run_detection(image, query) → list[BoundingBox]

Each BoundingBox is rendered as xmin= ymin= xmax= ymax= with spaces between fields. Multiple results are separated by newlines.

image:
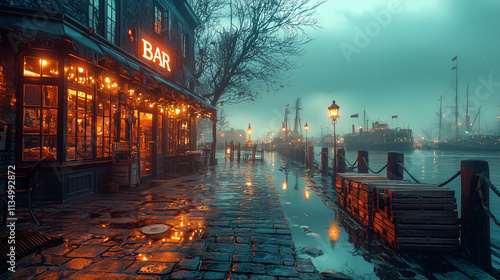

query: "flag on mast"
xmin=452 ymin=55 xmax=457 ymax=61
xmin=392 ymin=115 xmax=398 ymax=119
xmin=350 ymin=113 xmax=358 ymax=118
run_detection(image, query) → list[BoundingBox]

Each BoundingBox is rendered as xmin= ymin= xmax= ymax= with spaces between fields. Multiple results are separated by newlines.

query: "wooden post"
xmin=387 ymin=152 xmax=404 ymax=180
xmin=230 ymin=141 xmax=234 ymax=161
xmin=252 ymin=144 xmax=257 ymax=161
xmin=337 ymin=148 xmax=346 ymax=173
xmin=261 ymin=142 xmax=264 ymax=159
xmin=307 ymin=146 xmax=314 ymax=170
xmin=321 ymin=148 xmax=328 ymax=176
xmin=461 ymin=160 xmax=491 ymax=273
xmin=358 ymin=151 xmax=368 ymax=173
xmin=301 ymin=146 xmax=306 ymax=164
xmin=237 ymin=142 xmax=241 ymax=163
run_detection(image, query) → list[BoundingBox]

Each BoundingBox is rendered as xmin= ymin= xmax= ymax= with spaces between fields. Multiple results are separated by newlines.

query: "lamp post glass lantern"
xmin=247 ymin=123 xmax=252 ymax=147
xmin=328 ymin=100 xmax=340 ymax=173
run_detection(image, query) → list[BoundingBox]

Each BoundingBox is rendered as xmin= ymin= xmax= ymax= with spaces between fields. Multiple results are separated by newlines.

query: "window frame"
xmin=105 ymin=0 xmax=117 ymax=44
xmin=89 ymin=0 xmax=100 ymax=31
xmin=20 ymin=55 xmax=60 ymax=162
xmin=154 ymin=5 xmax=162 ymax=34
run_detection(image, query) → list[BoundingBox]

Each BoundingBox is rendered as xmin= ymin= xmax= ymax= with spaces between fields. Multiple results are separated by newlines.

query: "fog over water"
xmin=225 ymin=0 xmax=500 ymax=141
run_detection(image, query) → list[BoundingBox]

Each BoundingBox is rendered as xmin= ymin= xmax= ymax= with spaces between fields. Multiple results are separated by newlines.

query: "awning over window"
xmin=0 ymin=8 xmax=215 ymax=113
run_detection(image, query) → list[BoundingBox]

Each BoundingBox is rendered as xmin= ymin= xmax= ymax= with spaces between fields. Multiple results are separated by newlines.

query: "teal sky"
xmin=224 ymin=0 xmax=500 ymax=141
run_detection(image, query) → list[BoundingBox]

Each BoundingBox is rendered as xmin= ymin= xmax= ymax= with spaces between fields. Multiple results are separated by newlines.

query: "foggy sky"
xmin=224 ymin=0 xmax=500 ymax=141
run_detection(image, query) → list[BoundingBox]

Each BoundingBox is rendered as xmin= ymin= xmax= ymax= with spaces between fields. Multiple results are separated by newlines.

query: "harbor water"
xmin=264 ymin=147 xmax=500 ymax=277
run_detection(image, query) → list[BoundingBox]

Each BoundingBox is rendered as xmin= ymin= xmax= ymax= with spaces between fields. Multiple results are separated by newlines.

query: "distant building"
xmin=218 ymin=128 xmax=247 ymax=144
xmin=0 ymin=0 xmax=214 ymax=201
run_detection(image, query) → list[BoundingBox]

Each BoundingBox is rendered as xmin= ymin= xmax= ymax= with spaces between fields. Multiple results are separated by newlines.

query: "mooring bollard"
xmin=321 ymin=148 xmax=328 ymax=176
xmin=387 ymin=152 xmax=404 ymax=180
xmin=461 ymin=160 xmax=491 ymax=273
xmin=307 ymin=146 xmax=314 ymax=170
xmin=358 ymin=150 xmax=368 ymax=173
xmin=337 ymin=148 xmax=346 ymax=173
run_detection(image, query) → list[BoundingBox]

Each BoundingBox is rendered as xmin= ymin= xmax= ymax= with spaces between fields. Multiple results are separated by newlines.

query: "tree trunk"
xmin=210 ymin=112 xmax=217 ymax=165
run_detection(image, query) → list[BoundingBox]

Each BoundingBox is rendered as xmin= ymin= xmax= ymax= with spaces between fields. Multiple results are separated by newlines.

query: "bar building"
xmin=0 ymin=0 xmax=214 ymax=201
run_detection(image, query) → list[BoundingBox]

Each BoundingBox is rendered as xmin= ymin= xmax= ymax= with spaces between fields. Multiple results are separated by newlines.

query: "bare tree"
xmin=189 ymin=0 xmax=324 ymax=163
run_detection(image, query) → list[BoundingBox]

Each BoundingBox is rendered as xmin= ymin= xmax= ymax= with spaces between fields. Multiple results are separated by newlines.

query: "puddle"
xmin=268 ymin=157 xmax=381 ymax=278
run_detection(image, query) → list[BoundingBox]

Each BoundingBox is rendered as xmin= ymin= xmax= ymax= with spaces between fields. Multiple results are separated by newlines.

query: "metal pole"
xmin=333 ymin=120 xmax=337 ymax=175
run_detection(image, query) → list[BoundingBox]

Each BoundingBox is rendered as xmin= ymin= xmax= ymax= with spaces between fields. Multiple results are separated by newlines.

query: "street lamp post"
xmin=328 ymin=100 xmax=340 ymax=175
xmin=247 ymin=123 xmax=252 ymax=147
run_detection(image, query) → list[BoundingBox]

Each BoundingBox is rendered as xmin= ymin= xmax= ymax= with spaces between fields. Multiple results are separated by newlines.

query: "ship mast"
xmin=439 ymin=95 xmax=443 ymax=142
xmin=293 ymin=97 xmax=303 ymax=136
xmin=465 ymin=82 xmax=470 ymax=132
xmin=452 ymin=55 xmax=459 ymax=138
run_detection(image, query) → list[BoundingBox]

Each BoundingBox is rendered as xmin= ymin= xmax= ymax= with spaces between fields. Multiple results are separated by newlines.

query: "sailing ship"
xmin=434 ymin=56 xmax=500 ymax=151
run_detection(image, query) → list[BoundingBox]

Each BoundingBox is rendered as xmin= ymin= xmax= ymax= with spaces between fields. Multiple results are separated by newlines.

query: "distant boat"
xmin=433 ymin=56 xmax=500 ymax=151
xmin=435 ymin=134 xmax=500 ymax=151
xmin=343 ymin=122 xmax=414 ymax=151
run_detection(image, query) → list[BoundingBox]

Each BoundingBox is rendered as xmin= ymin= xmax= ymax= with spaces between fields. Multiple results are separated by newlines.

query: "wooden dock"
xmin=336 ymin=173 xmax=460 ymax=252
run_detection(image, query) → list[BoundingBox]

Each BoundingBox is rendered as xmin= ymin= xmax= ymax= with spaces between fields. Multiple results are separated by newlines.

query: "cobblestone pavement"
xmin=1 ymin=160 xmax=323 ymax=279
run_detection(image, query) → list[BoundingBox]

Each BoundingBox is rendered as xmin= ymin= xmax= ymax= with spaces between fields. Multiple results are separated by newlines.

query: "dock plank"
xmin=442 ymin=254 xmax=497 ymax=280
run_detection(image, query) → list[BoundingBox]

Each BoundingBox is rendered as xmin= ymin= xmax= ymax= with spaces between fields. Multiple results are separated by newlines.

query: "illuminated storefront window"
xmin=66 ymin=64 xmax=119 ymax=161
xmin=22 ymin=56 xmax=59 ymax=161
xmin=22 ymin=84 xmax=58 ymax=161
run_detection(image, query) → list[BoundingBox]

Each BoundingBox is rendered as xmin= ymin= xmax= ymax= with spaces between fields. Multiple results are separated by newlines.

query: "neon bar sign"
xmin=141 ymin=39 xmax=171 ymax=71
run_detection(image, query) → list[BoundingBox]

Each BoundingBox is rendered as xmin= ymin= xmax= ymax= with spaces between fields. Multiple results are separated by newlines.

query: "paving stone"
xmin=124 ymin=261 xmax=147 ymax=273
xmin=207 ymin=243 xmax=236 ymax=253
xmin=178 ymin=259 xmax=200 ymax=270
xmin=248 ymin=275 xmax=276 ymax=280
xmin=252 ymin=252 xmax=282 ymax=265
xmin=236 ymin=237 xmax=251 ymax=244
xmin=229 ymin=274 xmax=249 ymax=280
xmin=64 ymin=258 xmax=94 ymax=270
xmin=41 ymin=254 xmax=69 ymax=266
xmin=232 ymin=263 xmax=267 ymax=274
xmin=203 ymin=252 xmax=231 ymax=262
xmin=170 ymin=270 xmax=202 ymax=279
xmin=137 ymin=263 xmax=175 ymax=275
xmin=266 ymin=265 xmax=299 ymax=277
xmin=296 ymin=264 xmax=317 ymax=273
xmin=203 ymin=271 xmax=227 ymax=280
xmin=89 ymin=258 xmax=133 ymax=272
xmin=253 ymin=244 xmax=279 ymax=253
xmin=66 ymin=245 xmax=108 ymax=258
xmin=233 ymin=254 xmax=252 ymax=263
xmin=201 ymin=260 xmax=231 ymax=272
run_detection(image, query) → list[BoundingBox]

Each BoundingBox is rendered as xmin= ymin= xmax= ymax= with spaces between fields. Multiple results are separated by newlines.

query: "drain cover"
xmin=140 ymin=224 xmax=171 ymax=240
